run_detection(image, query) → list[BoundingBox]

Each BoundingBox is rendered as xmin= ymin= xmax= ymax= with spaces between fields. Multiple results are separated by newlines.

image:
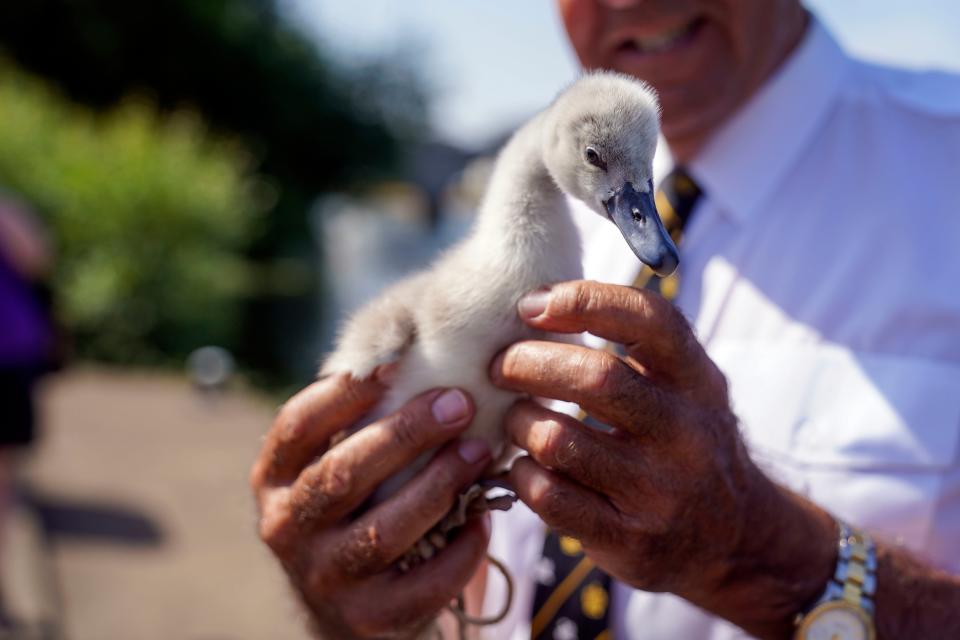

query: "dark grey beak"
xmin=604 ymin=181 xmax=679 ymax=277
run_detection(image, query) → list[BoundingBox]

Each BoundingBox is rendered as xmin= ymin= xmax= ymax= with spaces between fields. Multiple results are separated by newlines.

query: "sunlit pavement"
xmin=10 ymin=368 xmax=309 ymax=640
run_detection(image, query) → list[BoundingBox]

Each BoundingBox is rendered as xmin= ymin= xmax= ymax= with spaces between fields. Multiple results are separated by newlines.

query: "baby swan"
xmin=322 ymin=71 xmax=676 ymax=469
xmin=322 ymin=74 xmax=676 ymax=626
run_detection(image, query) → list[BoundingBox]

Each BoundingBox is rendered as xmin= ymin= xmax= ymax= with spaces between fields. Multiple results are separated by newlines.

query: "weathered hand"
xmin=491 ymin=280 xmax=836 ymax=637
xmin=250 ymin=373 xmax=492 ymax=639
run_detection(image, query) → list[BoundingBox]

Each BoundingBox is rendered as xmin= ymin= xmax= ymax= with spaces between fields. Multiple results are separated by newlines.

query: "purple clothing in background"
xmin=0 ymin=251 xmax=51 ymax=367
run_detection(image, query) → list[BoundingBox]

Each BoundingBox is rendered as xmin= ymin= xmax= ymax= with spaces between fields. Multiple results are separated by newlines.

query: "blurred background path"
xmin=9 ymin=368 xmax=307 ymax=640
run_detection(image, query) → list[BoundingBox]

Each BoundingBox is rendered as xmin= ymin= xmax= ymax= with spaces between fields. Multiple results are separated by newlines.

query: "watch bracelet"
xmin=815 ymin=520 xmax=877 ymax=614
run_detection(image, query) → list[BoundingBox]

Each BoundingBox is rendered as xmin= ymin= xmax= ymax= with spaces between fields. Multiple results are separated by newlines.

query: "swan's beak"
xmin=604 ymin=181 xmax=679 ymax=277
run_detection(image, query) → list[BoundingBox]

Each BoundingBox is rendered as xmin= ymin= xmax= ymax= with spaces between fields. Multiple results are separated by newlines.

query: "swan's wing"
xmin=320 ymin=274 xmax=426 ymax=380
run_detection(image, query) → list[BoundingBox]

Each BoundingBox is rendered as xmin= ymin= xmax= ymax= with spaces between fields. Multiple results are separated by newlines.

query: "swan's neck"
xmin=472 ymin=114 xmax=580 ymax=267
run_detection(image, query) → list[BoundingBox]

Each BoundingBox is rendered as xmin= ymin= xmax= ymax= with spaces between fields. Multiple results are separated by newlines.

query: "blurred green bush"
xmin=0 ymin=62 xmax=270 ymax=365
xmin=0 ymin=0 xmax=430 ymax=384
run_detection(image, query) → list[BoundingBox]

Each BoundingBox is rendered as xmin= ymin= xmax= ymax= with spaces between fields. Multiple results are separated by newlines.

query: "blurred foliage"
xmin=0 ymin=0 xmax=427 ymax=193
xmin=0 ymin=63 xmax=268 ymax=365
xmin=0 ymin=0 xmax=430 ymax=384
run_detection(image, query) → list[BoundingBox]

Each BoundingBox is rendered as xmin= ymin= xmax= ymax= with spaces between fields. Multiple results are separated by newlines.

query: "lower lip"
xmin=611 ymin=18 xmax=708 ymax=69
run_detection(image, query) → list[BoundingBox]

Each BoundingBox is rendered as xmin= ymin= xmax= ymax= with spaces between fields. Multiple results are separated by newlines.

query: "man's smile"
xmin=613 ymin=16 xmax=707 ymax=55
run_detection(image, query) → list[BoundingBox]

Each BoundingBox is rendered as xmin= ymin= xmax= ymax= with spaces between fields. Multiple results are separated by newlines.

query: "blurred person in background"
xmin=252 ymin=0 xmax=960 ymax=638
xmin=0 ymin=193 xmax=55 ymax=623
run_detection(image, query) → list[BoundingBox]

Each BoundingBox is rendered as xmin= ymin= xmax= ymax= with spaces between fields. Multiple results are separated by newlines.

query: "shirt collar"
xmin=686 ymin=18 xmax=851 ymax=225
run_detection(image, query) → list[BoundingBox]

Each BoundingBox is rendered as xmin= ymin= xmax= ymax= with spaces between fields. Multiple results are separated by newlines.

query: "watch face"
xmin=800 ymin=602 xmax=873 ymax=640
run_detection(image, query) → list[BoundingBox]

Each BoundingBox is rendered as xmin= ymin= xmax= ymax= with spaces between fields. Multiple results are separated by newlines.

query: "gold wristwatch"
xmin=794 ymin=521 xmax=877 ymax=640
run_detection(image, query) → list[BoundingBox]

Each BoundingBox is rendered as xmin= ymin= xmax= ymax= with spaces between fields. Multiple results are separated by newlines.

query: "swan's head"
xmin=543 ymin=71 xmax=678 ymax=276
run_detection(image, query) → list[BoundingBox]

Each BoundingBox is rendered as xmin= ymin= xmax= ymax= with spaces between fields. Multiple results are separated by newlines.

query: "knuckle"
xmin=273 ymin=399 xmax=296 ymax=427
xmin=534 ymin=419 xmax=573 ymax=468
xmin=424 ymin=455 xmax=468 ymax=503
xmin=290 ymin=463 xmax=353 ymax=528
xmin=503 ymin=401 xmax=527 ymax=437
xmin=501 ymin=343 xmax=528 ymax=379
xmin=258 ymin=509 xmax=293 ymax=552
xmin=579 ymin=352 xmax=621 ymax=397
xmin=555 ymin=433 xmax=581 ymax=471
xmin=625 ymin=386 xmax=671 ymax=439
xmin=567 ymin=280 xmax=596 ymax=316
xmin=388 ymin=408 xmax=425 ymax=451
xmin=529 ymin=478 xmax=567 ymax=524
xmin=651 ymin=385 xmax=679 ymax=427
xmin=337 ymin=373 xmax=369 ymax=408
xmin=249 ymin=460 xmax=267 ymax=493
xmin=319 ymin=457 xmax=355 ymax=501
xmin=273 ymin=403 xmax=309 ymax=448
xmin=404 ymin=454 xmax=472 ymax=526
xmin=334 ymin=522 xmax=390 ymax=579
xmin=634 ymin=288 xmax=660 ymax=322
xmin=522 ymin=467 xmax=612 ymax=541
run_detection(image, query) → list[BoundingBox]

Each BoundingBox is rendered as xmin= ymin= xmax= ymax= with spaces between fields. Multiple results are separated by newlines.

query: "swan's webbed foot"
xmin=396 ymin=482 xmax=517 ymax=572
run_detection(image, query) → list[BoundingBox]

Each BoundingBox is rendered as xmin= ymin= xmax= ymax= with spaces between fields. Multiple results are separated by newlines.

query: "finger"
xmin=340 ymin=516 xmax=490 ymax=637
xmin=330 ymin=439 xmax=491 ymax=579
xmin=289 ymin=388 xmax=476 ymax=528
xmin=504 ymin=400 xmax=631 ymax=494
xmin=491 ymin=340 xmax=672 ymax=436
xmin=383 ymin=516 xmax=490 ymax=628
xmin=509 ymin=456 xmax=619 ymax=548
xmin=253 ymin=373 xmax=386 ymax=489
xmin=517 ymin=280 xmax=702 ymax=379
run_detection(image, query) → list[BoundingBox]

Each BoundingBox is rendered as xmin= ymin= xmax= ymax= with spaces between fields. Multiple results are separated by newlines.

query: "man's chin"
xmin=658 ymin=95 xmax=736 ymax=159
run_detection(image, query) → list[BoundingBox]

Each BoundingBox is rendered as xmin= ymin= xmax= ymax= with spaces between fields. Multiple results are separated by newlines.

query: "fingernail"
xmin=518 ymin=288 xmax=551 ymax=319
xmin=481 ymin=512 xmax=492 ymax=537
xmin=458 ymin=438 xmax=490 ymax=464
xmin=432 ymin=389 xmax=469 ymax=424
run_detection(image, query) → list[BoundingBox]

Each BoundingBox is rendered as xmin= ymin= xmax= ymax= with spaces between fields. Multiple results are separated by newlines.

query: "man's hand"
xmin=250 ymin=374 xmax=492 ymax=639
xmin=491 ymin=280 xmax=837 ymax=637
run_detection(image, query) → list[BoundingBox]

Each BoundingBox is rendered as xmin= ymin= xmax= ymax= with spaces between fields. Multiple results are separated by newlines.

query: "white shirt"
xmin=483 ymin=18 xmax=960 ymax=640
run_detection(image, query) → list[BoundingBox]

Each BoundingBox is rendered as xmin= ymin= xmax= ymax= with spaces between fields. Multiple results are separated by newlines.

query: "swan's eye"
xmin=584 ymin=147 xmax=606 ymax=171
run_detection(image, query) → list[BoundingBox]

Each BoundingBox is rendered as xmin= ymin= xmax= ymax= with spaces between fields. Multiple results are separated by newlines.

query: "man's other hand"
xmin=250 ymin=374 xmax=491 ymax=639
xmin=491 ymin=280 xmax=836 ymax=636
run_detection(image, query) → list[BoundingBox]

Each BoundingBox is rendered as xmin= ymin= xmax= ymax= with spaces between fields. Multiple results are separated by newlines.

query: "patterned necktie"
xmin=529 ymin=168 xmax=702 ymax=640
xmin=633 ymin=167 xmax=702 ymax=302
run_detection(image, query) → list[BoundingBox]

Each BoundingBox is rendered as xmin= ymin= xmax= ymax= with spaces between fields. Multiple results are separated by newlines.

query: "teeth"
xmin=632 ymin=22 xmax=693 ymax=53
